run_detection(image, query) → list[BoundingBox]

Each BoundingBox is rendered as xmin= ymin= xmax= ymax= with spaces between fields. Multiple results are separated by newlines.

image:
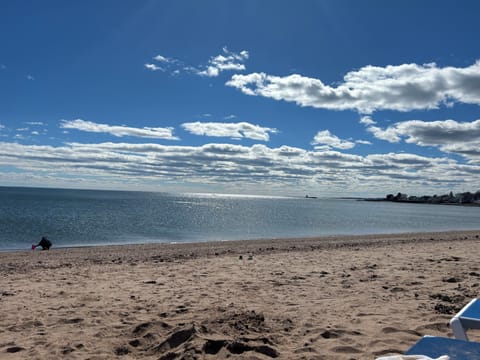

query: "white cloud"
xmin=0 ymin=139 xmax=477 ymax=195
xmin=226 ymin=60 xmax=480 ymax=113
xmin=311 ymin=130 xmax=355 ymax=150
xmin=367 ymin=152 xmax=442 ymax=167
xmin=395 ymin=119 xmax=480 ymax=146
xmin=145 ymin=63 xmax=162 ymax=71
xmin=153 ymin=55 xmax=173 ymax=63
xmin=60 ymin=119 xmax=179 ymax=140
xmin=27 ymin=74 xmax=34 ymax=80
xmin=360 ymin=116 xmax=376 ymax=125
xmin=367 ymin=118 xmax=480 ymax=145
xmin=146 ymin=47 xmax=249 ymax=78
xmin=199 ymin=66 xmax=219 ymax=77
xmin=25 ymin=121 xmax=45 ymax=126
xmin=355 ymin=140 xmax=372 ymax=145
xmin=0 ymin=124 xmax=4 ymax=130
xmin=365 ymin=118 xmax=480 ymax=163
xmin=366 ymin=125 xmax=402 ymax=143
xmin=197 ymin=47 xmax=249 ymax=77
xmin=182 ymin=121 xmax=278 ymax=141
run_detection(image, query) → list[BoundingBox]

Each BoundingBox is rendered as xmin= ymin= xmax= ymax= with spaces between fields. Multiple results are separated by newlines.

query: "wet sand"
xmin=1 ymin=230 xmax=480 ymax=359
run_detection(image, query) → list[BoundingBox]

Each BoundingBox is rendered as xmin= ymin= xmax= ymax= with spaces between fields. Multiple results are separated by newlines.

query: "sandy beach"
xmin=1 ymin=231 xmax=480 ymax=359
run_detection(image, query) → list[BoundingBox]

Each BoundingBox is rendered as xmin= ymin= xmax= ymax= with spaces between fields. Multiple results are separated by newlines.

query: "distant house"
xmin=384 ymin=190 xmax=480 ymax=206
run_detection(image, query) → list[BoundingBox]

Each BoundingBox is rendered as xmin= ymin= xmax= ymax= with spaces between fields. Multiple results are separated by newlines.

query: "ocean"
xmin=1 ymin=186 xmax=480 ymax=251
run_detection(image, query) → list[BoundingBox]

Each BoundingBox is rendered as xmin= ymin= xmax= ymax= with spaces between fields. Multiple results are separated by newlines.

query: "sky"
xmin=1 ymin=1 xmax=480 ymax=197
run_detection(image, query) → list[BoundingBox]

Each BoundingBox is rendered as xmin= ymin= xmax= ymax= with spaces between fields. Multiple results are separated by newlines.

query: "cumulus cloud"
xmin=146 ymin=47 xmax=249 ymax=77
xmin=365 ymin=118 xmax=480 ymax=162
xmin=360 ymin=116 xmax=376 ymax=125
xmin=153 ymin=55 xmax=174 ymax=63
xmin=60 ymin=119 xmax=179 ymax=140
xmin=366 ymin=125 xmax=402 ymax=143
xmin=367 ymin=118 xmax=480 ymax=145
xmin=395 ymin=119 xmax=480 ymax=146
xmin=311 ymin=130 xmax=355 ymax=150
xmin=181 ymin=121 xmax=278 ymax=141
xmin=226 ymin=60 xmax=480 ymax=113
xmin=197 ymin=47 xmax=249 ymax=77
xmin=145 ymin=63 xmax=162 ymax=71
xmin=144 ymin=54 xmax=180 ymax=73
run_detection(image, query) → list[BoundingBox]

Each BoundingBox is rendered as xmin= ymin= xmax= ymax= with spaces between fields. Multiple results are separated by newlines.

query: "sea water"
xmin=1 ymin=186 xmax=480 ymax=251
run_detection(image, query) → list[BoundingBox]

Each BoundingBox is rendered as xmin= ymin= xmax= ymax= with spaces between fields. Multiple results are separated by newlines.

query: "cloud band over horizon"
xmin=0 ymin=140 xmax=472 ymax=195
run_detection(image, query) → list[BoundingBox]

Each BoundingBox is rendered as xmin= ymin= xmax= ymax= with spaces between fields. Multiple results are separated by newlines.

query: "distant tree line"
xmin=385 ymin=191 xmax=480 ymax=205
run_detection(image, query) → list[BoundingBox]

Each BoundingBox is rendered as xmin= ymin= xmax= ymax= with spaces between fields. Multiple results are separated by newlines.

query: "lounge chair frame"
xmin=450 ymin=298 xmax=480 ymax=341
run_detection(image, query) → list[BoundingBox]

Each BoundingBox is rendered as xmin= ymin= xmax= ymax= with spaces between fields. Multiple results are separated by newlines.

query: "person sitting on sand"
xmin=33 ymin=236 xmax=52 ymax=250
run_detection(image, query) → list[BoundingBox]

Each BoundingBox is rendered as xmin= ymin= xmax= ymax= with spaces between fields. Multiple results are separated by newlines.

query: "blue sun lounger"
xmin=405 ymin=336 xmax=480 ymax=359
xmin=450 ymin=298 xmax=480 ymax=341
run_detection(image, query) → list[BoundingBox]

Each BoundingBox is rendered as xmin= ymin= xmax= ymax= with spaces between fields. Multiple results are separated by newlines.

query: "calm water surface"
xmin=1 ymin=187 xmax=480 ymax=250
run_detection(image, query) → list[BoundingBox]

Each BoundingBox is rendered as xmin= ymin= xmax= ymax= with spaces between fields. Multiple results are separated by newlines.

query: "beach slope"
xmin=1 ymin=231 xmax=479 ymax=359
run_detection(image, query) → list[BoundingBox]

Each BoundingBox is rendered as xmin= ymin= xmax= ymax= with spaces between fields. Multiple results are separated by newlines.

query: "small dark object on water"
xmin=33 ymin=236 xmax=52 ymax=250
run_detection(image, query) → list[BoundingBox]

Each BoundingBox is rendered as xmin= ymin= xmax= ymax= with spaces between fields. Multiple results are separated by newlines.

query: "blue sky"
xmin=1 ymin=1 xmax=480 ymax=196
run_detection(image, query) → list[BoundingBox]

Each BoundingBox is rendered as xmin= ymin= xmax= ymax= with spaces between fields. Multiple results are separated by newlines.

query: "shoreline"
xmin=2 ymin=230 xmax=480 ymax=359
xmin=2 ymin=229 xmax=480 ymax=257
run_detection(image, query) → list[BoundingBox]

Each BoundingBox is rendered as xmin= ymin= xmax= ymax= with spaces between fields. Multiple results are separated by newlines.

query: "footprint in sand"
xmin=331 ymin=345 xmax=362 ymax=354
xmin=381 ymin=326 xmax=422 ymax=337
xmin=61 ymin=317 xmax=84 ymax=324
xmin=415 ymin=322 xmax=449 ymax=332
xmin=5 ymin=346 xmax=25 ymax=353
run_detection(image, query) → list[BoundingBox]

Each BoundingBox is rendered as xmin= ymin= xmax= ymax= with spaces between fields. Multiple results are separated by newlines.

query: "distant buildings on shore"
xmin=382 ymin=191 xmax=480 ymax=205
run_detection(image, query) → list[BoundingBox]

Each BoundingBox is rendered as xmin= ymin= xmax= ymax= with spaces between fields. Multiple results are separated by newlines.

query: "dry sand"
xmin=1 ymin=231 xmax=480 ymax=359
